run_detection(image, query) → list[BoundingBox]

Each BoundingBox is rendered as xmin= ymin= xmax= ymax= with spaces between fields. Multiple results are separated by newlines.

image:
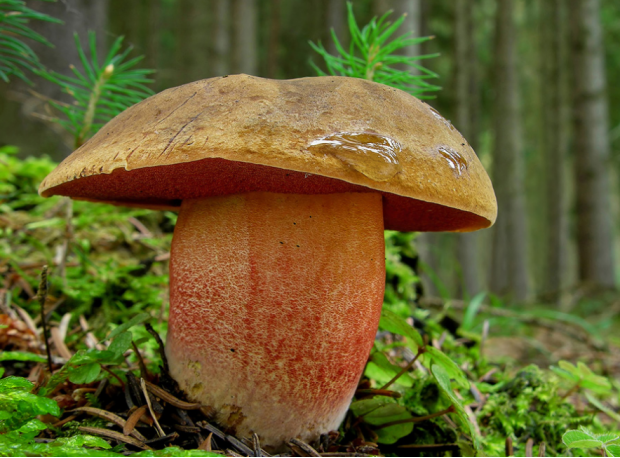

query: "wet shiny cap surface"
xmin=39 ymin=74 xmax=497 ymax=232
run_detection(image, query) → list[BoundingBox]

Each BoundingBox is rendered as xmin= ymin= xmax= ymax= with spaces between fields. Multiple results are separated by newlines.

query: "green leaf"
xmin=585 ymin=392 xmax=620 ymax=423
xmin=366 ymin=403 xmax=413 ymax=444
xmin=69 ymin=350 xmax=115 ymax=366
xmin=379 ymin=309 xmax=423 ymax=351
xmin=365 ymin=351 xmax=414 ymax=388
xmin=108 ymin=331 xmax=133 ymax=357
xmin=461 ymin=292 xmax=486 ymax=331
xmin=34 ymin=395 xmax=61 ymax=418
xmin=69 ymin=362 xmax=101 ymax=384
xmin=554 ymin=361 xmax=612 ymax=393
xmin=57 ymin=434 xmax=113 ymax=449
xmin=550 ymin=365 xmax=580 ymax=383
xmin=606 ymin=445 xmax=620 ymax=457
xmin=431 ymin=364 xmax=478 ymax=448
xmin=350 ymin=397 xmax=395 ymax=417
xmin=425 ymin=346 xmax=468 ymax=389
xmin=597 ymin=433 xmax=620 ymax=444
xmin=563 ymin=429 xmax=602 ymax=449
xmin=0 ymin=350 xmax=47 ymax=363
xmin=0 ymin=375 xmax=34 ymax=393
xmin=576 ymin=362 xmax=612 ymax=393
xmin=106 ymin=312 xmax=150 ymax=341
xmin=349 ymin=397 xmax=413 ymax=444
xmin=16 ymin=418 xmax=47 ymax=433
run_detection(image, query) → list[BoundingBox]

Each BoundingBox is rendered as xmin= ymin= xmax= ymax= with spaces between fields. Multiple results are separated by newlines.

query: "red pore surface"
xmin=167 ymin=191 xmax=386 ymax=447
xmin=44 ymin=158 xmax=491 ymax=232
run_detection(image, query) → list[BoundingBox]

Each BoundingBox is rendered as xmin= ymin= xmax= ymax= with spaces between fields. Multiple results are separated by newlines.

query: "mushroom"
xmin=39 ymin=75 xmax=497 ymax=449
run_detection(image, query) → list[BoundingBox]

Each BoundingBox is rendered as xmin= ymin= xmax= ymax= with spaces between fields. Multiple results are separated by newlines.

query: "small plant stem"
xmin=506 ymin=436 xmax=514 ymax=457
xmin=132 ymin=340 xmax=149 ymax=380
xmin=145 ymin=323 xmax=169 ymax=373
xmin=561 ymin=382 xmax=581 ymax=400
xmin=525 ymin=438 xmax=534 ymax=457
xmin=76 ymin=65 xmax=113 ymax=148
xmin=374 ymin=405 xmax=455 ymax=430
xmin=365 ymin=44 xmax=381 ymax=81
xmin=100 ymin=364 xmax=125 ymax=389
xmin=37 ymin=265 xmax=53 ymax=373
xmin=380 ymin=347 xmax=426 ymax=390
xmin=537 ymin=442 xmax=546 ymax=457
xmin=355 ymin=388 xmax=401 ymax=399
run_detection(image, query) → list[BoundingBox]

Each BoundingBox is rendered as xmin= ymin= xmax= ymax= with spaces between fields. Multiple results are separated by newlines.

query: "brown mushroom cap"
xmin=39 ymin=74 xmax=497 ymax=232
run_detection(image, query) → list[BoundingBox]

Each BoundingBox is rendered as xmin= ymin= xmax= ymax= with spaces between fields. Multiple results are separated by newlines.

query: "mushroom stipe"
xmin=169 ymin=192 xmax=385 ymax=446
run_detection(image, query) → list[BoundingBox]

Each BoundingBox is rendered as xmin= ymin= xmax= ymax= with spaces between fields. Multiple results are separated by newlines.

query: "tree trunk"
xmin=325 ymin=0 xmax=346 ymax=56
xmin=266 ymin=0 xmax=281 ymax=78
xmin=231 ymin=0 xmax=258 ymax=75
xmin=489 ymin=0 xmax=530 ymax=301
xmin=372 ymin=0 xmax=421 ymax=59
xmin=454 ymin=0 xmax=481 ymax=298
xmin=213 ymin=0 xmax=231 ymax=76
xmin=541 ymin=0 xmax=569 ymax=301
xmin=173 ymin=0 xmax=212 ymax=84
xmin=569 ymin=0 xmax=616 ymax=289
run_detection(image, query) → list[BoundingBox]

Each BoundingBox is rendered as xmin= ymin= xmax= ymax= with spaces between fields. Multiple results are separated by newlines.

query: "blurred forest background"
xmin=2 ymin=0 xmax=620 ymax=309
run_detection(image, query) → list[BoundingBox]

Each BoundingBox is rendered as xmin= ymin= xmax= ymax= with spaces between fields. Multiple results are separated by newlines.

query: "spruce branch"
xmin=309 ymin=2 xmax=440 ymax=98
xmin=36 ymin=31 xmax=155 ymax=148
xmin=0 ymin=0 xmax=61 ymax=83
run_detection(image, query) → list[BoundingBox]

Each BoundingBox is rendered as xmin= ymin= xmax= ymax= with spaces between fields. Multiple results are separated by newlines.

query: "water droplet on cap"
xmin=438 ymin=146 xmax=468 ymax=176
xmin=308 ymin=132 xmax=402 ymax=181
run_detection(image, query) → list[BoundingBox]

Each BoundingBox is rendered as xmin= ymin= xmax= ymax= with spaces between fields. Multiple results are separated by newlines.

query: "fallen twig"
xmin=78 ymin=426 xmax=152 ymax=450
xmin=144 ymin=432 xmax=178 ymax=447
xmin=141 ymin=378 xmax=165 ymax=437
xmin=124 ymin=405 xmax=148 ymax=438
xmin=252 ymin=432 xmax=262 ymax=457
xmin=70 ymin=406 xmax=148 ymax=442
xmin=289 ymin=438 xmax=321 ymax=457
xmin=144 ymin=379 xmax=202 ymax=410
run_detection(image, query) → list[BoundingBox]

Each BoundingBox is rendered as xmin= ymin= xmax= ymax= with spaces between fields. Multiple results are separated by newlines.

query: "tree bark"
xmin=372 ymin=0 xmax=421 ymax=59
xmin=569 ymin=0 xmax=616 ymax=289
xmin=325 ymin=0 xmax=346 ymax=57
xmin=231 ymin=0 xmax=258 ymax=75
xmin=454 ymin=0 xmax=481 ymax=298
xmin=213 ymin=0 xmax=231 ymax=76
xmin=266 ymin=0 xmax=281 ymax=78
xmin=541 ymin=0 xmax=569 ymax=301
xmin=489 ymin=0 xmax=530 ymax=301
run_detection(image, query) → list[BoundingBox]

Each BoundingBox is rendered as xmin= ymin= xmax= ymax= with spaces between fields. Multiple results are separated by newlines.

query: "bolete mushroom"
xmin=39 ymin=75 xmax=496 ymax=448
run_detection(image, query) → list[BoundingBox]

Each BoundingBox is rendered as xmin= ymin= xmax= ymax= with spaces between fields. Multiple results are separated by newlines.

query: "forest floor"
xmin=2 ymin=151 xmax=620 ymax=457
